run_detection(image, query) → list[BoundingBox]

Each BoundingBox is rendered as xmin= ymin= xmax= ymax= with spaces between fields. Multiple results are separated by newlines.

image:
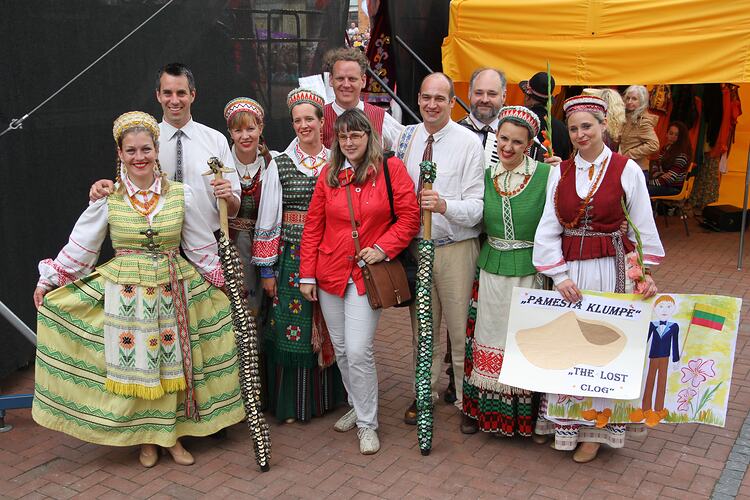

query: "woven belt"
xmin=115 ymin=248 xmax=199 ymax=420
xmin=487 ymin=236 xmax=533 ymax=251
xmin=563 ymin=228 xmax=626 ymax=293
xmin=228 ymin=217 xmax=256 ymax=232
xmin=283 ymin=211 xmax=306 ymax=225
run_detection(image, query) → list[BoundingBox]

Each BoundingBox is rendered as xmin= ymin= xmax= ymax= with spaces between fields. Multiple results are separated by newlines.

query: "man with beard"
xmin=457 ymin=68 xmax=507 ymax=166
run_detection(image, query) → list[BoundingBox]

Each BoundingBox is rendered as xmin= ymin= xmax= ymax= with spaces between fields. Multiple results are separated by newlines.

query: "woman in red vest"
xmin=299 ymin=108 xmax=419 ymax=455
xmin=532 ymin=95 xmax=665 ymax=463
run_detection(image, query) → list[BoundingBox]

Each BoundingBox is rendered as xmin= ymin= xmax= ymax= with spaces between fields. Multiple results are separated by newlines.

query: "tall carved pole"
xmin=204 ymin=157 xmax=271 ymax=471
xmin=415 ymin=160 xmax=436 ymax=455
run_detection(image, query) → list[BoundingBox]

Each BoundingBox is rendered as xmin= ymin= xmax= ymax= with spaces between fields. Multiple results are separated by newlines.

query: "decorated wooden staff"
xmin=415 ymin=159 xmax=437 ymax=455
xmin=204 ymin=157 xmax=271 ymax=472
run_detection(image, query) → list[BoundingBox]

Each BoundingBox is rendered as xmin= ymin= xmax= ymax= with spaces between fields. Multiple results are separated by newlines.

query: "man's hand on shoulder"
xmin=89 ymin=179 xmax=114 ymax=202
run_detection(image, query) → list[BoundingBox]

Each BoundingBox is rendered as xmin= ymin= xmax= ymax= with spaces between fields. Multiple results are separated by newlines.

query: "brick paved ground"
xmin=2 ymin=216 xmax=750 ymax=499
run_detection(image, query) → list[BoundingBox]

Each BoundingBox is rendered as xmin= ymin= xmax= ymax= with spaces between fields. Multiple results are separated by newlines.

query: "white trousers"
xmin=319 ymin=283 xmax=381 ymax=429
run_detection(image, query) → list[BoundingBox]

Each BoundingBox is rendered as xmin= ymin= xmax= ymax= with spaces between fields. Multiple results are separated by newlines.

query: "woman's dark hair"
xmin=662 ymin=121 xmax=692 ymax=167
xmin=328 ymin=108 xmax=383 ymax=187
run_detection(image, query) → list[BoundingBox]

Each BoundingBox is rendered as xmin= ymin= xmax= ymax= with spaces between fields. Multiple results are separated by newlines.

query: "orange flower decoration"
xmin=160 ymin=328 xmax=176 ymax=346
xmin=121 ymin=285 xmax=136 ymax=299
xmin=582 ymin=407 xmax=612 ymax=428
xmin=118 ymin=331 xmax=135 ymax=349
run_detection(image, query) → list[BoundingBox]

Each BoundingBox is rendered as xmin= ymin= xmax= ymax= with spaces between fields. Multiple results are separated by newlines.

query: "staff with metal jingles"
xmin=204 ymin=157 xmax=271 ymax=472
xmin=415 ymin=159 xmax=436 ymax=455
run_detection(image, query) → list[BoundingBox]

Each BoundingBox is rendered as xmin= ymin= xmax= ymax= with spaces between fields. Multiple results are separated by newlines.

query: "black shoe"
xmin=404 ymin=400 xmax=417 ymax=425
xmin=460 ymin=414 xmax=478 ymax=434
xmin=443 ymin=383 xmax=457 ymax=404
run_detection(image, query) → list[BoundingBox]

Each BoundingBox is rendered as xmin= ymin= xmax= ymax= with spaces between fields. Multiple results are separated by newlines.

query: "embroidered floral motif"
xmin=288 ymin=298 xmax=302 ymax=314
xmin=288 ymin=272 xmax=300 ymax=288
xmin=146 ymin=335 xmax=159 ymax=350
xmin=160 ymin=329 xmax=176 ymax=346
xmin=286 ymin=325 xmax=302 ymax=342
xmin=162 ymin=283 xmax=173 ymax=296
xmin=121 ymin=284 xmax=136 ymax=299
xmin=289 ymin=244 xmax=299 ymax=261
xmin=145 ymin=287 xmax=156 ymax=296
xmin=119 ymin=331 xmax=135 ymax=349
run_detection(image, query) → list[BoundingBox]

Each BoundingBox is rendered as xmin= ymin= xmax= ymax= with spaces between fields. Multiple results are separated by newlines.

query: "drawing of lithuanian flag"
xmin=690 ymin=304 xmax=727 ymax=331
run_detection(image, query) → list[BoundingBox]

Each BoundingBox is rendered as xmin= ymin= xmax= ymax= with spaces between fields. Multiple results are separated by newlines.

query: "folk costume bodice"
xmin=277 ymin=153 xmax=318 ymax=245
xmin=478 ymin=160 xmax=549 ymax=277
xmin=99 ymin=183 xmax=196 ymax=286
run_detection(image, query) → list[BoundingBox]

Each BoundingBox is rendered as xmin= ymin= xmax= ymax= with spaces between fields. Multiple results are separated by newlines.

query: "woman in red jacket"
xmin=299 ymin=108 xmax=419 ymax=455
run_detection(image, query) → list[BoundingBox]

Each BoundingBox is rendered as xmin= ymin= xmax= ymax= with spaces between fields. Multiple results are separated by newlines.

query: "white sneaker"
xmin=357 ymin=427 xmax=380 ymax=455
xmin=333 ymin=408 xmax=358 ymax=432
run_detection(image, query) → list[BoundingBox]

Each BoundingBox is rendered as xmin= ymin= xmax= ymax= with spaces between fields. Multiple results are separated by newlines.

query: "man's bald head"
xmin=420 ymin=72 xmax=455 ymax=100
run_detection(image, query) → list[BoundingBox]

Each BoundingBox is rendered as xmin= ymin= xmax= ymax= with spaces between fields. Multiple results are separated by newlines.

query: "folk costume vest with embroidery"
xmin=99 ymin=183 xmax=196 ymax=285
xmin=478 ymin=162 xmax=549 ymax=276
xmin=276 ymin=153 xmax=318 ymax=244
xmin=322 ymin=102 xmax=385 ymax=149
xmin=556 ymin=153 xmax=635 ymax=261
xmin=232 ymin=175 xmax=262 ymax=233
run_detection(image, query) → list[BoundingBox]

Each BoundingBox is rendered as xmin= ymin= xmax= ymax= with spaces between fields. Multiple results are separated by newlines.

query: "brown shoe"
xmin=166 ymin=440 xmax=195 ymax=466
xmin=572 ymin=442 xmax=600 ymax=463
xmin=460 ymin=414 xmax=478 ymax=434
xmin=139 ymin=444 xmax=159 ymax=468
xmin=404 ymin=400 xmax=418 ymax=425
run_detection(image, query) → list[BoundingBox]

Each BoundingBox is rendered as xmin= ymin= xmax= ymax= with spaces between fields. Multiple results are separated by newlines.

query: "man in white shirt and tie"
xmin=89 ymin=63 xmax=240 ymax=232
xmin=396 ymin=73 xmax=485 ymax=424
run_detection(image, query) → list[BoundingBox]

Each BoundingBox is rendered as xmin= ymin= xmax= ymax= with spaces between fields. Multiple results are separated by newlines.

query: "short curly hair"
xmin=324 ymin=47 xmax=369 ymax=75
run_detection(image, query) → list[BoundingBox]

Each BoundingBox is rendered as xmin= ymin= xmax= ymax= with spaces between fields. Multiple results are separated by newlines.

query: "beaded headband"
xmin=112 ymin=111 xmax=160 ymax=144
xmin=497 ymin=105 xmax=541 ymax=138
xmin=224 ymin=97 xmax=264 ymax=124
xmin=563 ymin=95 xmax=608 ymax=117
xmin=287 ymin=87 xmax=325 ymax=112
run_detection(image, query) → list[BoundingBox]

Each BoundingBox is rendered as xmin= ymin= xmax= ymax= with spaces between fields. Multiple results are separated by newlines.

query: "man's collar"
xmin=423 ymin=120 xmax=453 ymax=142
xmin=161 ymin=118 xmax=195 ymax=139
xmin=468 ymin=113 xmax=499 ymax=132
xmin=332 ymin=99 xmax=364 ymax=115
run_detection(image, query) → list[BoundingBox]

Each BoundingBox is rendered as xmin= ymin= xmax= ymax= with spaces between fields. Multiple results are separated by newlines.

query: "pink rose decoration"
xmin=680 ymin=358 xmax=716 ymax=388
xmin=627 ymin=264 xmax=643 ymax=281
xmin=676 ymin=388 xmax=697 ymax=412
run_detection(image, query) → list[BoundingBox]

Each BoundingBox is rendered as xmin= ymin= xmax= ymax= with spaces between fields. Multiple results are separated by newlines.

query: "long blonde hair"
xmin=328 ymin=108 xmax=383 ymax=188
xmin=583 ymin=88 xmax=625 ymax=142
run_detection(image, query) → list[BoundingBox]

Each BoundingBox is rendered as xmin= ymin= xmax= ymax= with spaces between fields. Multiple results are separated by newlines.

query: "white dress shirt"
xmin=331 ymin=100 xmax=404 ymax=151
xmin=399 ymin=121 xmax=485 ymax=241
xmin=159 ymin=119 xmax=240 ymax=232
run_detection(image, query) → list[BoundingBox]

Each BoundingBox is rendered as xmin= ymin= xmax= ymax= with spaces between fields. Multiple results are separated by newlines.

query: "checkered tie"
xmin=174 ymin=130 xmax=184 ymax=182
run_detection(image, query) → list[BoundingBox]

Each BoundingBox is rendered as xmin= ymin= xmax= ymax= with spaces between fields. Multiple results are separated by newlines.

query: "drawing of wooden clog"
xmin=515 ymin=311 xmax=627 ymax=370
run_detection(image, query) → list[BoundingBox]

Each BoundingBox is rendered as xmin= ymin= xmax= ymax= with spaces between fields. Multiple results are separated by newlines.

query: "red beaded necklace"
xmin=492 ymin=156 xmax=532 ymax=198
xmin=554 ymin=156 xmax=609 ymax=229
xmin=241 ymin=167 xmax=262 ymax=197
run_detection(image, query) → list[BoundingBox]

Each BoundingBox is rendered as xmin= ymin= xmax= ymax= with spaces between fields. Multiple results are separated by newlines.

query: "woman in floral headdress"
xmin=533 ymin=95 xmax=664 ymax=462
xmin=32 ymin=112 xmax=244 ymax=468
xmin=223 ymin=97 xmax=276 ymax=319
xmin=252 ymin=88 xmax=346 ymax=423
xmin=461 ymin=106 xmax=553 ymax=438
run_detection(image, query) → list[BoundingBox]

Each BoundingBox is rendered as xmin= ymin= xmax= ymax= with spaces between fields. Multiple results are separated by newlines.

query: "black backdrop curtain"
xmin=0 ymin=0 xmax=347 ymax=378
xmin=388 ymin=0 xmax=451 ymax=124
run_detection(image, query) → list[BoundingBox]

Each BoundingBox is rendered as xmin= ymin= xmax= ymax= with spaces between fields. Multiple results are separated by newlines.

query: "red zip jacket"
xmin=299 ymin=158 xmax=420 ymax=297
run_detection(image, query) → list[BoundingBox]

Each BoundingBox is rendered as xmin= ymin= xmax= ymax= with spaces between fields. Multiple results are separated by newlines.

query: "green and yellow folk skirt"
xmin=32 ymin=272 xmax=245 ymax=447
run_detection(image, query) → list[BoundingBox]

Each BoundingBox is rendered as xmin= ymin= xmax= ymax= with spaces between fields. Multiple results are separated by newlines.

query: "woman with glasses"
xmin=299 ymin=108 xmax=420 ymax=454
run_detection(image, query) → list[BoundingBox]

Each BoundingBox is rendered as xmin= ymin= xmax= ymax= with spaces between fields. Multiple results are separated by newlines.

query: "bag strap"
xmin=345 ymin=184 xmax=363 ymax=256
xmin=382 ymin=151 xmax=397 ymax=225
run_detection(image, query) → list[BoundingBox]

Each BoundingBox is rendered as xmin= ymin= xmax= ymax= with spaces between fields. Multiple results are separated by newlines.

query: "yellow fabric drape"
xmin=442 ymin=0 xmax=750 ymax=86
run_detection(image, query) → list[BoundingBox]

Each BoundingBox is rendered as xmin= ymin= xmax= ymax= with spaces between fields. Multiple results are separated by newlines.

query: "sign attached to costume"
xmin=544 ymin=294 xmax=741 ymax=427
xmin=499 ymin=288 xmax=653 ymax=400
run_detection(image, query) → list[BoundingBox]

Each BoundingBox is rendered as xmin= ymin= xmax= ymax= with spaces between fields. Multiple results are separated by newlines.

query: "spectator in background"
xmin=620 ymin=85 xmax=660 ymax=179
xmin=648 ymin=121 xmax=692 ymax=196
xmin=347 ymin=22 xmax=358 ymax=38
xmin=521 ymin=72 xmax=572 ymax=161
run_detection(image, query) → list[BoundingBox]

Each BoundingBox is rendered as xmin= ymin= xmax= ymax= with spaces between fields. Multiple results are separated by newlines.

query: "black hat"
xmin=520 ymin=72 xmax=555 ymax=100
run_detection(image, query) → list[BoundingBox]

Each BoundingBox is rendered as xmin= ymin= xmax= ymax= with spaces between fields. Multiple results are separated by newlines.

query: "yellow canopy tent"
xmin=442 ymin=0 xmax=750 ymax=266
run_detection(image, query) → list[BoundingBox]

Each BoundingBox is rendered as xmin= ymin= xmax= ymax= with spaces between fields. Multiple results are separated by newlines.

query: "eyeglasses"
xmin=337 ymin=131 xmax=367 ymax=143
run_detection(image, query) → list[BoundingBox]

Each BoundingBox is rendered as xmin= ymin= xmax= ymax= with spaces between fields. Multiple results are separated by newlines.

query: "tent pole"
xmin=738 ymin=148 xmax=750 ymax=270
xmin=0 ymin=300 xmax=36 ymax=346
